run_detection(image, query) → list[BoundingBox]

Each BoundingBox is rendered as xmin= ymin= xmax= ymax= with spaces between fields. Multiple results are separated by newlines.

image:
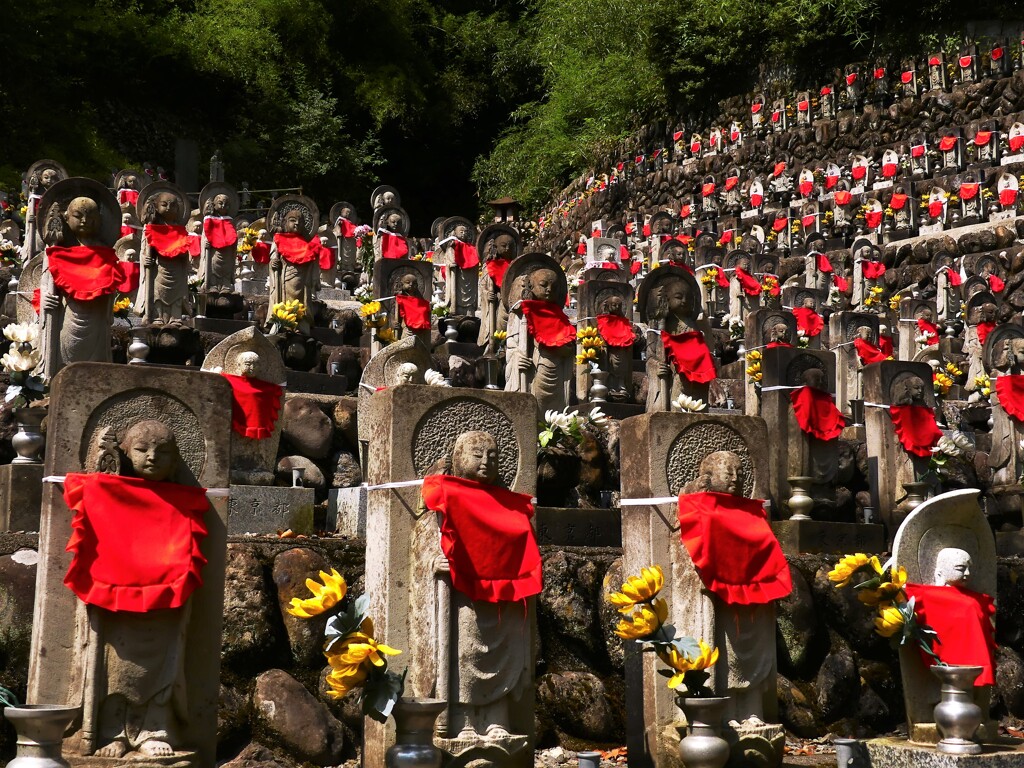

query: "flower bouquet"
xmin=2 ymin=323 xmax=45 ymax=408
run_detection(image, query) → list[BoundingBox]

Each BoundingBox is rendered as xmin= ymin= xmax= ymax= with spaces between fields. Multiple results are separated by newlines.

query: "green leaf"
xmin=324 ymin=595 xmax=370 ymax=653
xmin=362 ymin=669 xmax=406 ymax=723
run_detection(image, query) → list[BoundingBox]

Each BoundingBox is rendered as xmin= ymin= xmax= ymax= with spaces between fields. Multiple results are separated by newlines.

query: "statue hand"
xmin=487 ymin=289 xmax=499 ymax=303
xmin=659 ymin=362 xmax=672 ymax=378
xmin=433 ymin=554 xmax=450 ymax=574
xmin=517 ymin=357 xmax=533 ymax=373
xmin=270 ymin=255 xmax=281 ymax=270
xmin=42 ymin=294 xmax=61 ymax=312
xmin=143 ymin=253 xmax=156 ymax=268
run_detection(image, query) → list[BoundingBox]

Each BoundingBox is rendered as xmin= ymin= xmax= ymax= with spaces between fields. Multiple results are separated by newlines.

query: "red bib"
xmin=452 ymin=240 xmax=480 ymax=269
xmin=939 ymin=136 xmax=958 ymax=151
xmin=395 ymin=294 xmax=432 ymax=331
xmin=485 ymin=259 xmax=511 ymax=288
xmin=661 ymin=330 xmax=716 ymax=384
xmin=833 ymin=274 xmax=849 ymax=292
xmin=222 ymin=373 xmax=283 ymax=439
xmin=815 ymin=253 xmax=833 ymax=273
xmin=793 ymin=307 xmax=823 ymax=337
xmin=63 ymin=473 xmax=209 ymax=613
xmin=596 ymin=313 xmax=634 ymax=348
xmin=520 ymin=300 xmax=575 ymax=348
xmin=929 ymin=200 xmax=945 ymax=219
xmin=916 ymin=318 xmax=939 ymax=345
xmin=337 ymin=218 xmax=356 ymax=238
xmin=904 ymin=583 xmax=996 ymax=686
xmin=862 ymin=261 xmax=886 ymax=279
xmin=889 ymin=404 xmax=942 ymax=457
xmin=250 ymin=241 xmax=271 ymax=264
xmin=854 ymin=337 xmax=888 ymax=365
xmin=273 ymin=232 xmax=319 ymax=265
xmin=987 ymin=274 xmax=1005 ymax=293
xmin=203 ymin=217 xmax=237 ymax=249
xmin=145 ymin=224 xmax=191 ymax=259
xmin=380 ymin=232 xmax=409 ymax=259
xmin=789 ymin=386 xmax=845 ymax=441
xmin=118 ymin=189 xmax=140 ymax=206
xmin=890 ymin=193 xmax=908 ymax=210
xmin=977 ymin=321 xmax=996 ymax=345
xmin=996 ymin=375 xmax=1024 ymax=422
xmin=835 ymin=190 xmax=852 ymax=206
xmin=46 ymin=245 xmax=140 ymax=301
xmin=960 ymin=183 xmax=980 ymax=200
xmin=422 ymin=474 xmax=541 ymax=603
xmin=1000 ymin=189 xmax=1018 ymax=207
xmin=735 ymin=267 xmax=762 ymax=296
xmin=864 ymin=210 xmax=883 ymax=229
xmin=677 ymin=491 xmax=792 ymax=605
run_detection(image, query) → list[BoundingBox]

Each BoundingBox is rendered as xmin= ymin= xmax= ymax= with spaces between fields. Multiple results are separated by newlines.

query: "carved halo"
xmin=372 ymin=205 xmax=411 ymax=235
xmin=636 ymin=264 xmax=701 ymax=324
xmin=982 ymin=323 xmax=1024 ymax=371
xmin=26 ymin=159 xmax=68 ymax=189
xmin=845 ymin=315 xmax=879 ymax=343
xmin=136 ymin=180 xmax=190 ymax=227
xmin=329 ymin=201 xmax=359 ymax=226
xmin=370 ymin=184 xmax=401 ymax=212
xmin=476 ymin=223 xmax=521 ymax=260
xmin=267 ymin=194 xmax=319 ymax=239
xmin=725 ymin=249 xmax=753 ymax=271
xmin=440 ymin=216 xmax=476 ymax=243
xmin=114 ymin=168 xmax=148 ymax=192
xmin=785 ymin=353 xmax=829 ymax=389
xmin=199 ymin=181 xmax=240 ymax=219
xmin=38 ymin=177 xmax=121 ymax=247
xmin=500 ymin=252 xmax=567 ymax=310
xmin=388 ymin=264 xmax=430 ymax=299
xmin=648 ymin=211 xmax=675 ymax=235
xmin=666 ymin=421 xmax=755 ymax=497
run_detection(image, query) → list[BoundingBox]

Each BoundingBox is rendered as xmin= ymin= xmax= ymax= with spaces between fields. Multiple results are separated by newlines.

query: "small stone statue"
xmin=138 ymin=186 xmax=194 ymax=325
xmin=199 ymin=186 xmax=239 ymax=294
xmin=269 ymin=204 xmax=320 ymax=309
xmin=477 ymin=226 xmax=519 ymax=352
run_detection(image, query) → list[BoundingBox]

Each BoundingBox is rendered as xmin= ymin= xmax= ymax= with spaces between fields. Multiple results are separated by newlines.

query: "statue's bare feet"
xmin=138 ymin=740 xmax=174 ymax=757
xmin=456 ymin=725 xmax=481 ymax=742
xmin=96 ymin=740 xmax=128 ymax=758
xmin=485 ymin=725 xmax=511 ymax=739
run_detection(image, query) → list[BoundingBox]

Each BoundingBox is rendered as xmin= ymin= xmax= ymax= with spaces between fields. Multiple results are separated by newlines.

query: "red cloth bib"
xmin=251 ymin=241 xmax=271 ymax=264
xmin=452 ymin=241 xmax=480 ymax=269
xmin=960 ymin=182 xmax=980 ymax=200
xmin=273 ymin=232 xmax=319 ymax=265
xmin=714 ymin=267 xmax=730 ymax=289
xmin=987 ymin=274 xmax=1005 ymax=293
xmin=789 ymin=386 xmax=845 ymax=441
xmin=793 ymin=307 xmax=823 ymax=337
xmin=120 ymin=225 xmax=134 ymax=238
xmin=702 ymin=183 xmax=716 ymax=198
xmin=833 ymin=274 xmax=849 ymax=292
xmin=203 ymin=217 xmax=237 ymax=249
xmin=118 ymin=189 xmax=140 ymax=206
xmin=380 ymin=232 xmax=409 ymax=259
xmin=486 ymin=258 xmax=511 ymax=288
xmin=882 ymin=162 xmax=898 ymax=178
xmin=145 ymin=224 xmax=191 ymax=259
xmin=852 ymin=165 xmax=867 ymax=180
xmin=773 ymin=162 xmax=787 ymax=177
xmin=917 ymin=318 xmax=939 ymax=344
xmin=725 ymin=176 xmax=739 ymax=191
xmin=835 ymin=190 xmax=852 ymax=206
xmin=677 ymin=492 xmax=792 ymax=605
xmin=862 ymin=261 xmax=886 ymax=279
xmin=815 ymin=253 xmax=833 ymax=273
xmin=904 ymin=583 xmax=996 ymax=686
xmin=799 ymin=180 xmax=814 ymax=197
xmin=854 ymin=337 xmax=889 ymax=364
xmin=735 ymin=267 xmax=762 ymax=296
xmin=865 ymin=210 xmax=883 ymax=229
xmin=221 ymin=373 xmax=283 ymax=439
xmin=929 ymin=200 xmax=945 ymax=219
xmin=188 ymin=233 xmax=202 ymax=259
xmin=395 ymin=294 xmax=432 ymax=331
xmin=880 ymin=335 xmax=894 ymax=358
xmin=46 ymin=245 xmax=140 ymax=301
xmin=337 ymin=218 xmax=356 ymax=238
xmin=661 ymin=330 xmax=716 ymax=384
xmin=939 ymin=136 xmax=958 ymax=151
xmin=422 ymin=474 xmax=541 ymax=603
xmin=912 ymin=144 xmax=926 ymax=158
xmin=750 ymin=193 xmax=763 ymax=207
xmin=63 ymin=473 xmax=209 ymax=613
xmin=974 ymin=131 xmax=992 ymax=146
xmin=977 ymin=321 xmax=996 ymax=345
xmin=772 ymin=217 xmax=788 ymax=233
xmin=826 ymin=174 xmax=839 ymax=189
xmin=596 ymin=313 xmax=634 ymax=347
xmin=890 ymin=193 xmax=908 ymax=210
xmin=520 ymin=300 xmax=575 ymax=348
xmin=1000 ymin=188 xmax=1018 ymax=207
xmin=1011 ymin=135 xmax=1024 ymax=153
xmin=996 ymin=375 xmax=1024 ymax=422
xmin=889 ymin=404 xmax=942 ymax=457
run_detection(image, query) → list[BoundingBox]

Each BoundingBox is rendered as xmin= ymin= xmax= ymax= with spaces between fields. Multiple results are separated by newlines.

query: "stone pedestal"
xmin=534 ymin=507 xmax=621 ymax=547
xmin=328 ymin=485 xmax=367 ymax=538
xmin=228 ymin=484 xmax=314 ymax=534
xmin=0 ymin=463 xmax=43 ymax=532
xmin=865 ymin=737 xmax=1024 ymax=766
xmin=771 ymin=519 xmax=885 ymax=556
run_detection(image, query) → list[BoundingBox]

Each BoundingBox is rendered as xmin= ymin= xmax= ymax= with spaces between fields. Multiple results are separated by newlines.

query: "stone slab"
xmin=772 ymin=520 xmax=885 ymax=556
xmin=576 ymin=402 xmax=645 ymax=421
xmin=535 ymin=507 xmax=621 ymax=547
xmin=228 ymin=484 xmax=314 ymax=535
xmin=866 ymin=737 xmax=1024 ymax=766
xmin=193 ymin=317 xmax=256 ymax=335
xmin=285 ymin=370 xmax=350 ymax=396
xmin=328 ymin=486 xmax=367 ymax=538
xmin=0 ymin=463 xmax=43 ymax=532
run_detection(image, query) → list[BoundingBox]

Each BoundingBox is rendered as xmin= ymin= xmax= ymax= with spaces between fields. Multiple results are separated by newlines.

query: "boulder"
xmin=272 ymin=548 xmax=330 ymax=666
xmin=253 ymin=669 xmax=345 ymax=765
xmin=222 ymin=544 xmax=277 ymax=669
xmin=536 ymin=671 xmax=622 ymax=742
xmin=330 ymin=451 xmax=362 ymax=488
xmin=282 ymin=398 xmax=334 ymax=459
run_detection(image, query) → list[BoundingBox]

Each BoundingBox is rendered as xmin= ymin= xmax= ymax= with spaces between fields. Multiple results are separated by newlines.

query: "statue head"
xmin=771 ymin=322 xmax=791 ymax=344
xmin=856 ymin=325 xmax=874 ymax=341
xmin=40 ymin=168 xmax=59 ymax=187
xmin=384 ymin=211 xmax=403 ymax=232
xmin=492 ymin=233 xmax=515 ymax=259
xmin=282 ymin=208 xmax=303 ymax=234
xmin=528 ymin=268 xmax=559 ymax=303
xmin=395 ymin=362 xmax=418 ymax=385
xmin=120 ymin=420 xmax=180 ymax=483
xmin=698 ymin=450 xmax=743 ymax=496
xmin=379 ymin=191 xmax=396 ymax=208
xmin=450 ymin=431 xmax=499 ymax=485
xmin=236 ymin=350 xmax=261 ymax=378
xmin=339 ymin=206 xmax=353 ymax=220
xmin=916 ymin=306 xmax=934 ymax=322
xmin=933 ymin=547 xmax=972 ymax=587
xmin=123 ymin=174 xmax=139 ymax=190
xmin=600 ymin=294 xmax=625 ymax=316
xmin=397 ymin=273 xmax=420 ymax=296
xmin=454 ymin=223 xmax=470 ymax=242
xmin=802 ymin=296 xmax=816 ymax=309
xmin=64 ymin=197 xmax=100 ymax=240
xmin=800 ymin=367 xmax=827 ymax=390
xmin=660 ymin=276 xmax=693 ymax=319
xmin=212 ymin=194 xmax=230 ymax=216
xmin=151 ymin=192 xmax=181 ymax=224
xmin=894 ymin=374 xmax=927 ymax=406
xmin=661 ymin=243 xmax=686 ymax=263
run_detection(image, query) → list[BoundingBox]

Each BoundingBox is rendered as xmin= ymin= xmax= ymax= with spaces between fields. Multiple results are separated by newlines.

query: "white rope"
xmin=620 ymin=496 xmax=677 ymax=506
xmin=42 ymin=475 xmax=230 ymax=495
xmin=759 ymin=385 xmax=802 ymax=392
xmin=362 ymin=479 xmax=424 ymax=490
xmin=863 ymin=402 xmax=891 ymax=409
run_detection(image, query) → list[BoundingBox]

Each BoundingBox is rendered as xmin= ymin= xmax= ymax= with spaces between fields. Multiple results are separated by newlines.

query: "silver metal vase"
xmin=4 ymin=704 xmax=80 ymax=768
xmin=385 ymin=697 xmax=446 ymax=768
xmin=676 ymin=696 xmax=731 ymax=768
xmin=932 ymin=664 xmax=984 ymax=755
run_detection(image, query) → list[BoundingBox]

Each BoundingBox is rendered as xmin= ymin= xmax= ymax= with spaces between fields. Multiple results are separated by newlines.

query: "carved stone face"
xmin=396 ymin=362 xmax=418 ymax=384
xmin=154 ymin=193 xmax=181 ymax=223
xmin=801 ymin=367 xmax=827 ymax=390
xmin=64 ymin=197 xmax=100 ymax=239
xmin=40 ymin=169 xmax=58 ymax=187
xmin=898 ymin=375 xmax=926 ymax=405
xmin=771 ymin=323 xmax=790 ymax=344
xmin=451 ymin=431 xmax=499 ymax=485
xmin=380 ymin=191 xmax=396 ymax=207
xmin=123 ymin=174 xmax=138 ymax=190
xmin=339 ymin=206 xmax=353 ymax=220
xmin=702 ymin=450 xmax=743 ymax=496
xmin=916 ymin=307 xmax=934 ymax=322
xmin=397 ymin=273 xmax=419 ymax=296
xmin=934 ymin=547 xmax=972 ymax=587
xmin=212 ymin=194 xmax=230 ymax=215
xmin=856 ymin=325 xmax=873 ymax=341
xmin=802 ymin=297 xmax=816 ymax=309
xmin=597 ymin=244 xmax=616 ymax=261
xmin=601 ymin=295 xmax=624 ymax=316
xmin=237 ymin=351 xmax=261 ymax=378
xmin=529 ymin=268 xmax=558 ymax=302
xmin=454 ymin=224 xmax=470 ymax=242
xmin=662 ymin=244 xmax=686 ymax=263
xmin=385 ymin=212 xmax=403 ymax=232
xmin=121 ymin=420 xmax=179 ymax=482
xmin=282 ymin=209 xmax=303 ymax=234
xmin=493 ymin=234 xmax=515 ymax=258
xmin=665 ymin=278 xmax=692 ymax=318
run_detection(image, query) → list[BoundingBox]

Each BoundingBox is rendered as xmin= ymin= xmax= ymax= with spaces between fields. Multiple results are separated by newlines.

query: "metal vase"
xmin=786 ymin=476 xmax=815 ymax=520
xmin=385 ymin=697 xmax=446 ymax=768
xmin=932 ymin=665 xmax=984 ymax=755
xmin=11 ymin=405 xmax=47 ymax=464
xmin=676 ymin=696 xmax=731 ymax=768
xmin=589 ymin=368 xmax=609 ymax=402
xmin=4 ymin=704 xmax=80 ymax=768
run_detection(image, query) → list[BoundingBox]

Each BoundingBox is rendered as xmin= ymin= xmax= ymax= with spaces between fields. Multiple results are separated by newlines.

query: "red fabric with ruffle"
xmin=725 ymin=176 xmax=739 ymax=191
xmin=977 ymin=321 xmax=996 ymax=345
xmin=882 ymin=163 xmax=898 ymax=178
xmin=826 ymin=174 xmax=839 ymax=189
xmin=318 ymin=244 xmax=333 ymax=270
xmin=854 ymin=337 xmax=889 ymax=364
xmin=987 ymin=274 xmax=1005 ymax=293
xmin=835 ymin=190 xmax=852 ymax=206
xmin=250 ymin=241 xmax=270 ymax=264
xmin=118 ymin=189 xmax=140 ymax=206
xmin=799 ymin=180 xmax=814 ymax=197
xmin=773 ymin=162 xmax=787 ymax=177
xmin=735 ymin=267 xmax=762 ymax=296
xmin=380 ymin=232 xmax=409 ymax=259
xmin=63 ymin=473 xmax=209 ymax=613
xmin=880 ymin=334 xmax=894 ymax=357
xmin=904 ymin=583 xmax=997 ymax=686
xmin=901 ymin=70 xmax=914 ymax=83
xmin=337 ymin=218 xmax=356 ymax=238
xmin=960 ymin=183 xmax=980 ymax=200
xmin=890 ymin=193 xmax=908 ymax=210
xmin=846 ymin=72 xmax=858 ymax=85
xmin=1001 ymin=189 xmax=1018 ymax=207
xmin=833 ymin=274 xmax=849 ymax=292
xmin=772 ymin=217 xmax=788 ymax=232
xmin=912 ymin=144 xmax=926 ymax=158
xmin=929 ymin=200 xmax=945 ymax=219
xmin=996 ymin=375 xmax=1024 ymax=422
xmin=452 ymin=241 xmax=480 ymax=269
xmin=917 ymin=317 xmax=940 ymax=345
xmin=714 ymin=267 xmax=730 ymax=289
xmin=31 ymin=289 xmax=40 ymax=315
xmin=889 ymin=404 xmax=942 ymax=457
xmin=702 ymin=183 xmax=715 ymax=198
xmin=973 ymin=131 xmax=992 ymax=146
xmin=789 ymin=386 xmax=845 ymax=440
xmin=485 ymin=259 xmax=511 ymax=288
xmin=1011 ymin=135 xmax=1024 ymax=153
xmin=852 ymin=165 xmax=867 ymax=180
xmin=520 ymin=300 xmax=575 ymax=348
xmin=750 ymin=193 xmax=763 ymax=207
xmin=862 ymin=261 xmax=886 ymax=279
xmin=865 ymin=210 xmax=883 ymax=229
xmin=188 ymin=234 xmax=202 ymax=259
xmin=939 ymin=136 xmax=958 ymax=151
xmin=203 ymin=217 xmax=237 ymax=249
xmin=596 ymin=313 xmax=634 ymax=348
xmin=120 ymin=225 xmax=134 ymax=238
xmin=959 ymin=55 xmax=974 ymax=68
xmin=815 ymin=253 xmax=833 ymax=273
xmin=273 ymin=232 xmax=319 ymax=265
xmin=661 ymin=330 xmax=716 ymax=384
xmin=422 ymin=474 xmax=541 ymax=603
xmin=46 ymin=245 xmax=140 ymax=301
xmin=793 ymin=307 xmax=824 ymax=337
xmin=395 ymin=294 xmax=432 ymax=331
xmin=145 ymin=224 xmax=191 ymax=258
xmin=677 ymin=491 xmax=792 ymax=605
xmin=222 ymin=373 xmax=283 ymax=439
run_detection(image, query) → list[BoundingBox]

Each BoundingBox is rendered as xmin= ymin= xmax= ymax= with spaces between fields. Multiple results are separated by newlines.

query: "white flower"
xmin=544 ymin=407 xmax=578 ymax=431
xmin=797 ymin=328 xmax=806 ymax=338
xmin=587 ymin=406 xmax=609 ymax=429
xmin=3 ymin=323 xmax=38 ymax=346
xmin=424 ymin=369 xmax=449 ymax=387
xmin=1 ymin=346 xmax=39 ymax=372
xmin=934 ymin=435 xmax=962 ymax=457
xmin=672 ymin=394 xmax=707 ymax=412
xmin=950 ymin=431 xmax=971 ymax=452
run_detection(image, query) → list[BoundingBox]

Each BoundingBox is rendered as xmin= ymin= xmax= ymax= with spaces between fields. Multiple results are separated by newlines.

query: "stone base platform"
xmin=68 ymin=751 xmax=195 ymax=768
xmin=866 ymin=737 xmax=1024 ymax=766
xmin=0 ymin=463 xmax=43 ymax=532
xmin=228 ymin=484 xmax=314 ymax=534
xmin=772 ymin=519 xmax=886 ymax=556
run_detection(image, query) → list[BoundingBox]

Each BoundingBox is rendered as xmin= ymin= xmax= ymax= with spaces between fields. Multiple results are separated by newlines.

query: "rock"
xmin=330 ymin=451 xmax=362 ymax=488
xmin=536 ymin=671 xmax=622 ymax=742
xmin=282 ymin=397 xmax=334 ymax=459
xmin=276 ymin=456 xmax=326 ymax=492
xmin=996 ymin=645 xmax=1024 ymax=717
xmin=812 ymin=564 xmax=887 ymax=657
xmin=777 ymin=675 xmax=818 ymax=738
xmin=539 ymin=551 xmax=600 ymax=657
xmin=815 ymin=634 xmax=858 ymax=722
xmin=272 ymin=548 xmax=330 ymax=665
xmin=220 ymin=741 xmax=299 ymax=768
xmin=331 ymin=398 xmax=359 ymax=450
xmin=776 ymin=565 xmax=822 ymax=677
xmin=448 ymin=356 xmax=480 ymax=388
xmin=218 ymin=682 xmax=252 ymax=744
xmin=221 ymin=545 xmax=277 ymax=669
xmin=0 ymin=549 xmax=38 ymax=698
xmin=600 ymin=558 xmax=626 ymax=670
xmin=254 ymin=669 xmax=345 ymax=765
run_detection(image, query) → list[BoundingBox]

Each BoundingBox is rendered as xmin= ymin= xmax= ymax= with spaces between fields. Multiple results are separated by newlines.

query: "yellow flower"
xmin=377 ymin=327 xmax=397 ymax=344
xmin=858 ymin=565 xmax=908 ymax=606
xmin=113 ymin=297 xmax=132 ymax=313
xmin=577 ymin=326 xmax=600 ymax=340
xmin=746 ymin=350 xmax=761 ymax=361
xmin=493 ymin=330 xmax=508 ymax=341
xmin=874 ymin=604 xmax=905 ymax=638
xmin=614 ymin=598 xmax=668 ymax=640
xmin=658 ymin=640 xmax=720 ymax=689
xmin=360 ymin=301 xmax=382 ymax=317
xmin=608 ymin=566 xmax=664 ymax=613
xmin=828 ymin=553 xmax=881 ymax=588
xmin=287 ymin=569 xmax=348 ymax=618
xmin=323 ymin=658 xmax=369 ymax=699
